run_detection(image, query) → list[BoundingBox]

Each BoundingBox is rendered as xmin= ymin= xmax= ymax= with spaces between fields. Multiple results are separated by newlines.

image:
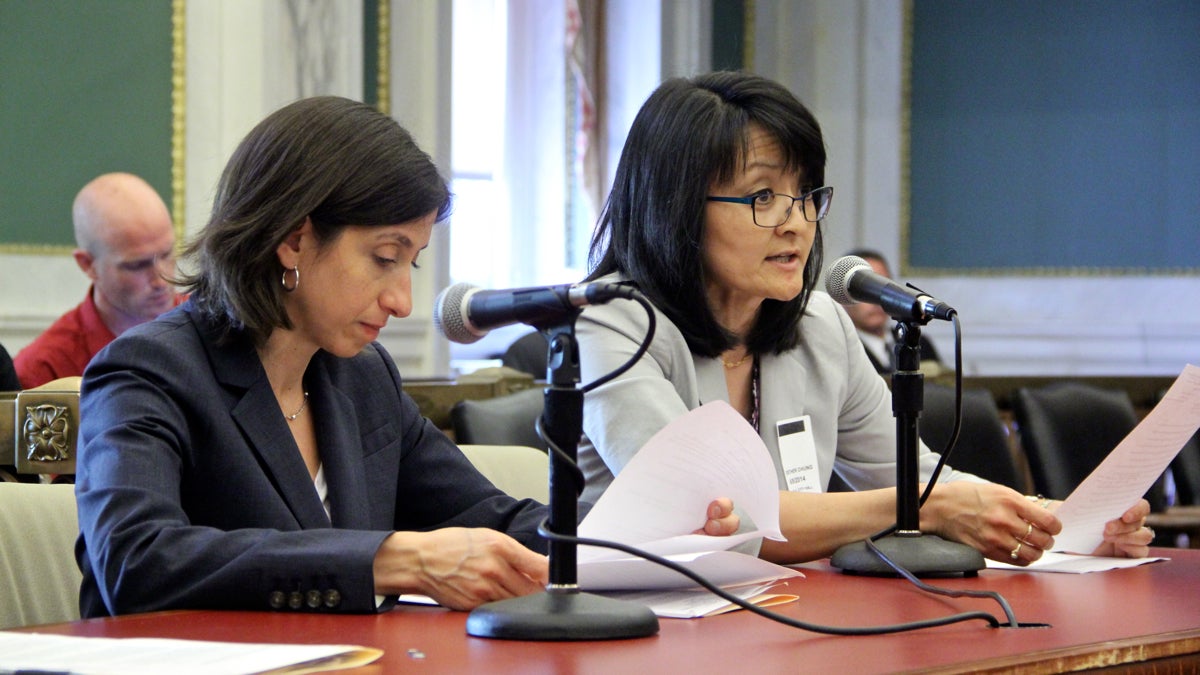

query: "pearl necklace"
xmin=285 ymin=391 xmax=309 ymax=422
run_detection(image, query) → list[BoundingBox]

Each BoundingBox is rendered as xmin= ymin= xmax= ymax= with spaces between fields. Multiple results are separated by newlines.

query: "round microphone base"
xmin=831 ymin=533 xmax=984 ymax=577
xmin=466 ymin=589 xmax=659 ymax=641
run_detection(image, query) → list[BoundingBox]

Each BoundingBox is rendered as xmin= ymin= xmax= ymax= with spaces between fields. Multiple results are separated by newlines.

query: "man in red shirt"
xmin=15 ymin=173 xmax=184 ymax=389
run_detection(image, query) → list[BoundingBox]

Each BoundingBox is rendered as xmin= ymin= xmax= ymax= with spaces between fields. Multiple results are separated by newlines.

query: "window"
xmin=447 ymin=0 xmax=664 ymax=364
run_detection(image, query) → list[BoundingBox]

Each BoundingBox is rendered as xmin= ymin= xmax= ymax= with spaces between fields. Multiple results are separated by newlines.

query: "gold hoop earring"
xmin=281 ymin=266 xmax=300 ymax=292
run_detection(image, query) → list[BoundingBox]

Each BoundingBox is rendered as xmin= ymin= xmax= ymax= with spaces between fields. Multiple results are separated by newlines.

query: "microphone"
xmin=824 ymin=255 xmax=955 ymax=322
xmin=433 ymin=281 xmax=634 ymax=343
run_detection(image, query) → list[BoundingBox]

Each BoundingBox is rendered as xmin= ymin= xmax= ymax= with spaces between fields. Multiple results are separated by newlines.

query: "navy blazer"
xmin=75 ymin=302 xmax=548 ymax=618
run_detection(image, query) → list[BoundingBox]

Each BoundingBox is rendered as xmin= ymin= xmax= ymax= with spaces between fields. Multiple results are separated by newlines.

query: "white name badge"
xmin=777 ymin=415 xmax=821 ymax=493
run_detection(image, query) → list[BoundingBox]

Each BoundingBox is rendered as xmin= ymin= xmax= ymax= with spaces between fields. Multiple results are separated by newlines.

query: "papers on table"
xmin=574 ymin=400 xmax=801 ymax=607
xmin=986 ymin=550 xmax=1166 ymax=573
xmin=564 ymin=401 xmax=801 ymax=612
xmin=578 ymin=399 xmax=785 ymax=549
xmin=987 ymin=363 xmax=1200 ymax=573
xmin=600 ymin=581 xmax=799 ymax=619
xmin=0 ymin=632 xmax=382 ymax=675
xmin=405 ymin=401 xmax=801 ymax=617
xmin=579 ymin=549 xmax=801 ymax=591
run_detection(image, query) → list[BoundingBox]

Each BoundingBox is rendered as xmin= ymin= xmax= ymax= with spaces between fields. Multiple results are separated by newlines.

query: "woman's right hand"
xmin=373 ymin=528 xmax=548 ymax=610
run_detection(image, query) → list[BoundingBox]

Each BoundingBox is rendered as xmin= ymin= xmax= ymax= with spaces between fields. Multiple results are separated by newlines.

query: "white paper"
xmin=1052 ymin=364 xmax=1200 ymax=553
xmin=0 ymin=632 xmax=381 ymax=675
xmin=578 ymin=400 xmax=783 ymax=548
xmin=576 ymin=401 xmax=794 ymax=592
xmin=577 ymin=549 xmax=803 ymax=591
xmin=598 ymin=581 xmax=798 ymax=619
xmin=986 ymin=551 xmax=1168 ymax=573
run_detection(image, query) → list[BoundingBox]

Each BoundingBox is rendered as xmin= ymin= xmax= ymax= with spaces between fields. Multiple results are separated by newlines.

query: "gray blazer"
xmin=76 ymin=302 xmax=547 ymax=618
xmin=576 ymin=276 xmax=980 ymax=505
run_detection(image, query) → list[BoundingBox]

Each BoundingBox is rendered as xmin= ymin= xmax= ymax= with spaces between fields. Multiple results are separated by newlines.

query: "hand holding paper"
xmin=1052 ymin=364 xmax=1200 ymax=554
xmin=988 ymin=364 xmax=1200 ymax=573
xmin=576 ymin=400 xmax=799 ymax=591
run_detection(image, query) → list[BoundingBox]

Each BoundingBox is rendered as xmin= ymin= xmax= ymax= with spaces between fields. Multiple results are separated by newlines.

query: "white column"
xmin=387 ymin=0 xmax=453 ymax=376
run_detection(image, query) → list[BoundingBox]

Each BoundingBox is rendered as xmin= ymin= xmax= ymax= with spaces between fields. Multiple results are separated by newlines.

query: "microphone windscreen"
xmin=433 ymin=282 xmax=483 ymax=344
xmin=824 ymin=255 xmax=870 ymax=305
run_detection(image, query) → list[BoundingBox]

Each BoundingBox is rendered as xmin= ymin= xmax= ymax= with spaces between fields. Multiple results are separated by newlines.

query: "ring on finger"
xmin=1010 ymin=540 xmax=1023 ymax=560
xmin=1024 ymin=522 xmax=1033 ymax=539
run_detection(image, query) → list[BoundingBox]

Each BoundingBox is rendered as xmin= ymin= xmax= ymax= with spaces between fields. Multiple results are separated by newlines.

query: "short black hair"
xmin=587 ymin=71 xmax=827 ymax=357
xmin=179 ymin=96 xmax=451 ymax=345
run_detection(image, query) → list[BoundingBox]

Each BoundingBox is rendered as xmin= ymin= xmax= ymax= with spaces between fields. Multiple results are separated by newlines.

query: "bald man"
xmin=15 ymin=173 xmax=183 ymax=388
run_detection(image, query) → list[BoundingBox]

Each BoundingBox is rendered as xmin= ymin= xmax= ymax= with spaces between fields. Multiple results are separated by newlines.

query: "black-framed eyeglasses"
xmin=706 ymin=185 xmax=834 ymax=228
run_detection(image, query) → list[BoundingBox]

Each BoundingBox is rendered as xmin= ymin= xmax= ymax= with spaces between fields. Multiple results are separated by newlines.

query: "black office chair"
xmin=920 ymin=383 xmax=1025 ymax=492
xmin=501 ymin=331 xmax=549 ymax=379
xmin=1012 ymin=382 xmax=1167 ymax=511
xmin=450 ymin=387 xmax=546 ymax=452
xmin=1170 ymin=432 xmax=1200 ymax=507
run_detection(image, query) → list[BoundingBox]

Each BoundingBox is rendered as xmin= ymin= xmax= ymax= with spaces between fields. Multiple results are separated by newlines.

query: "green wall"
xmin=0 ymin=0 xmax=173 ymax=251
xmin=909 ymin=0 xmax=1199 ymax=272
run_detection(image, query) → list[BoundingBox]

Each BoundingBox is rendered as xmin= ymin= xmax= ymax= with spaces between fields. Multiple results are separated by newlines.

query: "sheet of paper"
xmin=578 ymin=399 xmax=783 ymax=552
xmin=577 ymin=549 xmax=803 ymax=591
xmin=986 ymin=551 xmax=1168 ymax=573
xmin=0 ymin=632 xmax=382 ymax=675
xmin=598 ymin=581 xmax=800 ymax=619
xmin=573 ymin=400 xmax=796 ymax=594
xmin=1052 ymin=364 xmax=1200 ymax=553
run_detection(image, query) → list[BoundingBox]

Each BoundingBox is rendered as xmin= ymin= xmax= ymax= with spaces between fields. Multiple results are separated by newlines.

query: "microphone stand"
xmin=830 ymin=320 xmax=984 ymax=576
xmin=466 ymin=322 xmax=659 ymax=640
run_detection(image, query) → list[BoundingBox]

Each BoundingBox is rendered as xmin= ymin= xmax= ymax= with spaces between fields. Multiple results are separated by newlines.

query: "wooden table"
xmin=15 ymin=548 xmax=1200 ymax=674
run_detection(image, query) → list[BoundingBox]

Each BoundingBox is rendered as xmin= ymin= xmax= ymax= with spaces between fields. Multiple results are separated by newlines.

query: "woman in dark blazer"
xmin=73 ymin=95 xmax=738 ymax=619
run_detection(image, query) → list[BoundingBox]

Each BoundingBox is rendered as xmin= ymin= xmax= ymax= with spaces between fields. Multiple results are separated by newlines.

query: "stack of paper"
xmin=576 ymin=400 xmax=802 ymax=613
xmin=0 ymin=632 xmax=382 ymax=674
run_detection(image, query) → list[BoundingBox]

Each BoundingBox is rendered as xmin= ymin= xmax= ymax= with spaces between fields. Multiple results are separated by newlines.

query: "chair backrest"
xmin=1170 ymin=432 xmax=1200 ymax=506
xmin=450 ymin=387 xmax=546 ymax=452
xmin=459 ymin=444 xmax=549 ymax=503
xmin=1013 ymin=382 xmax=1167 ymax=509
xmin=0 ymin=482 xmax=82 ymax=628
xmin=920 ymin=383 xmax=1026 ymax=492
xmin=501 ymin=331 xmax=549 ymax=379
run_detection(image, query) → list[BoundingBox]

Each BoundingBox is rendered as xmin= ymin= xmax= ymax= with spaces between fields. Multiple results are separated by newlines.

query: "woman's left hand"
xmin=927 ymin=482 xmax=1061 ymax=565
xmin=1089 ymin=499 xmax=1154 ymax=558
xmin=695 ymin=497 xmax=740 ymax=536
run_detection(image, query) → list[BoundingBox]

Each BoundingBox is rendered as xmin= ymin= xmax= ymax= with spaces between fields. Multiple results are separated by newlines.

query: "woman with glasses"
xmin=576 ymin=71 xmax=1152 ymax=565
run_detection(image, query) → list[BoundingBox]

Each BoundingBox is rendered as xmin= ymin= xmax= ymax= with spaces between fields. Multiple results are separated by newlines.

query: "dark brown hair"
xmin=180 ymin=96 xmax=451 ymax=345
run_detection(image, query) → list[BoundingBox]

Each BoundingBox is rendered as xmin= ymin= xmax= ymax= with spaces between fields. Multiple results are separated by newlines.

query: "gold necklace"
xmin=285 ymin=391 xmax=309 ymax=422
xmin=720 ymin=353 xmax=752 ymax=369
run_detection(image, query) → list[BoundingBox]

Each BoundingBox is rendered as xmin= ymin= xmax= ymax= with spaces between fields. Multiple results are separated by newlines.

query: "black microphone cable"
xmin=538 ymin=523 xmax=1021 ymax=635
xmin=580 ymin=283 xmax=656 ymax=394
xmin=535 ymin=291 xmax=1036 ymax=635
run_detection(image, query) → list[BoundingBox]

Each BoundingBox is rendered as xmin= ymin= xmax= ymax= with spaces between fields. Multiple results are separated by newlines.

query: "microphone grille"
xmin=432 ymin=282 xmax=483 ymax=344
xmin=824 ymin=255 xmax=870 ymax=305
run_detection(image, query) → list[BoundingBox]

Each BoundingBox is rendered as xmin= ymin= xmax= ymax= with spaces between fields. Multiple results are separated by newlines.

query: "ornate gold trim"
xmin=172 ymin=0 xmax=186 ymax=245
xmin=900 ymin=0 xmax=913 ymax=276
xmin=13 ymin=383 xmax=80 ymax=476
xmin=743 ymin=0 xmax=755 ymax=69
xmin=376 ymin=0 xmax=391 ymax=116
